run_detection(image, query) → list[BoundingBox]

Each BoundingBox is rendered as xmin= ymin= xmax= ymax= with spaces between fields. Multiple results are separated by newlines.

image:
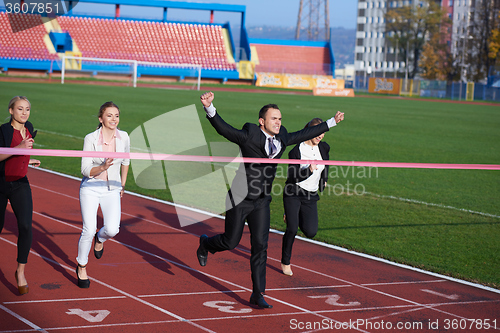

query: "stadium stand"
xmin=0 ymin=12 xmax=58 ymax=61
xmin=57 ymin=16 xmax=236 ymax=71
xmin=251 ymin=42 xmax=333 ymax=76
xmin=0 ymin=0 xmax=336 ymax=83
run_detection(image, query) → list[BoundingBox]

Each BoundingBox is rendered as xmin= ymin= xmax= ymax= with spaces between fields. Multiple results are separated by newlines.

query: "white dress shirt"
xmin=81 ymin=128 xmax=130 ymax=190
xmin=296 ymin=142 xmax=324 ymax=192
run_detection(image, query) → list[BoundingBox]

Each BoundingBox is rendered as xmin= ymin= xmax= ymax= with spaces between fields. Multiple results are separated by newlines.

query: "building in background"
xmin=354 ymin=0 xmax=479 ymax=79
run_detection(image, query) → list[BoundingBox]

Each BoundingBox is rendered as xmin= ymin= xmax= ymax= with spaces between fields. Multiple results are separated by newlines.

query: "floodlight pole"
xmin=295 ymin=0 xmax=330 ymax=41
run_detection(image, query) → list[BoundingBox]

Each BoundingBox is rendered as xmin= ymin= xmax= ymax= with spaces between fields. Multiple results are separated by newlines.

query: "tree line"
xmin=385 ymin=0 xmax=500 ymax=82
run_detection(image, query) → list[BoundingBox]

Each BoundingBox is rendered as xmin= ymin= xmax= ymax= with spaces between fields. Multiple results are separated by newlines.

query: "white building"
xmin=354 ymin=0 xmax=477 ymax=78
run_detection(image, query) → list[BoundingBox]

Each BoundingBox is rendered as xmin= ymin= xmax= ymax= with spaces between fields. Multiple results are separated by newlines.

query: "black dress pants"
xmin=0 ymin=176 xmax=33 ymax=264
xmin=205 ymin=194 xmax=272 ymax=295
xmin=282 ymin=185 xmax=319 ymax=265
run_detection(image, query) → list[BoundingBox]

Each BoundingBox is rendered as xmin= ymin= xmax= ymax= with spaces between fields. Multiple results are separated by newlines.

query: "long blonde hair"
xmin=7 ymin=96 xmax=31 ymax=122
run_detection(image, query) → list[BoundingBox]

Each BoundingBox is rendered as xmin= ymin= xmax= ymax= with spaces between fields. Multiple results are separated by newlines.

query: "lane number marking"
xmin=66 ymin=309 xmax=110 ymax=322
xmin=203 ymin=301 xmax=253 ymax=314
xmin=308 ymin=294 xmax=361 ymax=307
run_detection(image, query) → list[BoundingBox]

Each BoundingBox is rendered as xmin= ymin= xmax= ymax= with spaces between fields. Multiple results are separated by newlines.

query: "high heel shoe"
xmin=94 ymin=232 xmax=103 ymax=259
xmin=76 ymin=264 xmax=90 ymax=288
xmin=14 ymin=271 xmax=29 ymax=295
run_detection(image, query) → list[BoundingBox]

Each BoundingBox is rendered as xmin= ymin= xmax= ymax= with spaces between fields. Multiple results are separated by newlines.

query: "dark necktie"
xmin=268 ymin=137 xmax=277 ymax=159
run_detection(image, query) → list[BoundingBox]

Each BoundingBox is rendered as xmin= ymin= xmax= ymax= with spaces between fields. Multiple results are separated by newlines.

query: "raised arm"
xmin=287 ymin=111 xmax=344 ymax=146
xmin=200 ymin=91 xmax=248 ymax=144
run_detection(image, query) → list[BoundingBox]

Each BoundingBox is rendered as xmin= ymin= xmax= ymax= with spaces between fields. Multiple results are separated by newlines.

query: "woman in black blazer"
xmin=0 ymin=96 xmax=40 ymax=295
xmin=281 ymin=118 xmax=330 ymax=276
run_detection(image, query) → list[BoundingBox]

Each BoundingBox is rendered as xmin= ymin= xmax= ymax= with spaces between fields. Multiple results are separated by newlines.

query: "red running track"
xmin=0 ymin=168 xmax=499 ymax=332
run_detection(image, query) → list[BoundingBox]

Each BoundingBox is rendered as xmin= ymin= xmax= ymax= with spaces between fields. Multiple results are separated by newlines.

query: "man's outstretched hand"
xmin=200 ymin=92 xmax=214 ymax=108
xmin=334 ymin=111 xmax=344 ymax=123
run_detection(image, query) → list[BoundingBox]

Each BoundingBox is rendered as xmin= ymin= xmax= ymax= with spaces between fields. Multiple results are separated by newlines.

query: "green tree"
xmin=488 ymin=12 xmax=500 ymax=66
xmin=385 ymin=0 xmax=450 ymax=79
xmin=419 ymin=34 xmax=452 ymax=80
xmin=467 ymin=1 xmax=500 ymax=81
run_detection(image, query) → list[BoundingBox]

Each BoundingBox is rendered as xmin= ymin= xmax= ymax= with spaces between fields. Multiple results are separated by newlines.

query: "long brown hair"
xmin=97 ymin=101 xmax=120 ymax=129
xmin=304 ymin=117 xmax=323 ymax=129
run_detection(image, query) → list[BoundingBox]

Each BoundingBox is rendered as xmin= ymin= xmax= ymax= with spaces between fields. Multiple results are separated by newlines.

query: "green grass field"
xmin=1 ymin=81 xmax=499 ymax=288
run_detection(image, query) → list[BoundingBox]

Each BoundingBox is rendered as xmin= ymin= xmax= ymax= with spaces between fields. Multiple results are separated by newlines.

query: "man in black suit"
xmin=197 ymin=91 xmax=344 ymax=308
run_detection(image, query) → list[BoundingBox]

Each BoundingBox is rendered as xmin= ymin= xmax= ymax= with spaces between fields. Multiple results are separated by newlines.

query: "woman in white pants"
xmin=76 ymin=101 xmax=130 ymax=288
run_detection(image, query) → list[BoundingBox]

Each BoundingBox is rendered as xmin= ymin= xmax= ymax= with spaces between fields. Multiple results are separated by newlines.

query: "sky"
xmin=72 ymin=0 xmax=358 ymax=30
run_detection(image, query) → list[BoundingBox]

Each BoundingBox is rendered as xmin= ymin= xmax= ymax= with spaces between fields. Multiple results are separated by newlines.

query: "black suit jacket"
xmin=208 ymin=112 xmax=330 ymax=200
xmin=285 ymin=141 xmax=330 ymax=193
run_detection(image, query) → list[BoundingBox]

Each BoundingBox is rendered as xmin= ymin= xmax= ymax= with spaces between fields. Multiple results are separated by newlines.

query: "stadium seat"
xmin=1 ymin=12 xmax=237 ymax=71
xmin=55 ymin=16 xmax=236 ymax=71
xmin=252 ymin=43 xmax=332 ymax=75
xmin=0 ymin=12 xmax=58 ymax=61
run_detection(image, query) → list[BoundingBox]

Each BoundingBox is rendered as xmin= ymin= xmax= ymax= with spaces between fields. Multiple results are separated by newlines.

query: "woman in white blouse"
xmin=281 ymin=118 xmax=330 ymax=277
xmin=76 ymin=102 xmax=130 ymax=288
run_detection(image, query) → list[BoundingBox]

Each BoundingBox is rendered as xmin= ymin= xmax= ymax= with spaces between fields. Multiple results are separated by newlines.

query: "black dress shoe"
xmin=250 ymin=293 xmax=273 ymax=309
xmin=197 ymin=234 xmax=208 ymax=266
xmin=76 ymin=264 xmax=90 ymax=289
xmin=94 ymin=232 xmax=103 ymax=259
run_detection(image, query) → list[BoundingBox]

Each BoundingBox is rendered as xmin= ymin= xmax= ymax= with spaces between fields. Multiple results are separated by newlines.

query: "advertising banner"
xmin=313 ymin=88 xmax=355 ymax=97
xmin=368 ymin=77 xmax=400 ymax=95
xmin=255 ymin=73 xmax=284 ymax=88
xmin=315 ymin=77 xmax=345 ymax=90
xmin=256 ymin=73 xmax=345 ymax=91
xmin=282 ymin=74 xmax=315 ymax=90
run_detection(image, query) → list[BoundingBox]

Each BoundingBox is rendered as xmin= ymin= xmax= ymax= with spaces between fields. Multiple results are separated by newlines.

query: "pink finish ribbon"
xmin=3 ymin=148 xmax=500 ymax=170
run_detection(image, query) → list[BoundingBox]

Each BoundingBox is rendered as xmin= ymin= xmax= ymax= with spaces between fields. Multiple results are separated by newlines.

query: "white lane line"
xmin=192 ymin=299 xmax=500 ymax=322
xmin=0 ymin=304 xmax=48 ymax=333
xmin=32 ymin=168 xmax=500 ymax=295
xmin=32 ymin=211 xmax=480 ymax=333
xmin=35 ymin=160 xmax=500 ymax=220
xmin=133 ymin=280 xmax=449 ymax=298
xmin=365 ymin=191 xmax=500 ymax=219
xmin=266 ymin=285 xmax=352 ymax=291
xmin=2 ymin=300 xmax=497 ymax=333
xmin=27 ymin=169 xmax=500 ymax=324
xmin=0 ymin=280 xmax=452 ymax=306
xmin=37 ymin=130 xmax=84 ymax=140
xmin=421 ymin=289 xmax=459 ymax=300
xmin=29 ymin=183 xmax=202 ymax=238
xmin=274 ymin=257 xmax=486 ymax=321
xmin=361 ymin=280 xmax=447 ymax=287
xmin=29 ymin=211 xmax=370 ymax=333
xmin=275 ymin=234 xmax=500 ymax=295
xmin=0 ymin=237 xmax=216 ymax=333
xmin=4 ymin=296 xmax=127 ymax=305
xmin=102 ymin=235 xmax=370 ymax=332
xmin=0 ymin=319 xmax=183 ymax=333
xmin=139 ymin=290 xmax=247 ymax=298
